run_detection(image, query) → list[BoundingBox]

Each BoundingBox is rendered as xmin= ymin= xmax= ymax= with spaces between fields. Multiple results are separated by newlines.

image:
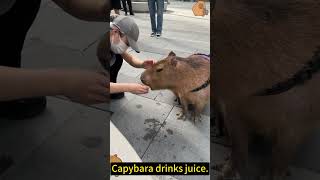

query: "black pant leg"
xmin=121 ymin=0 xmax=128 ymax=13
xmin=127 ymin=0 xmax=133 ymax=14
xmin=110 ymin=55 xmax=123 ymax=83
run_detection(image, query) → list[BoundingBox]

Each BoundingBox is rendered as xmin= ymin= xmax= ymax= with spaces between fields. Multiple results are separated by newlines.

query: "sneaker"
xmin=110 ymin=92 xmax=125 ymax=100
xmin=150 ymin=32 xmax=156 ymax=37
xmin=130 ymin=12 xmax=134 ymax=16
xmin=0 ymin=97 xmax=47 ymax=120
xmin=156 ymin=32 xmax=161 ymax=37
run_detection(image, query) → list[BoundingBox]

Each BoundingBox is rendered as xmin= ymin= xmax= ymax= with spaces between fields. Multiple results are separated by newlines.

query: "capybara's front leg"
xmin=187 ymin=103 xmax=197 ymax=123
xmin=178 ymin=96 xmax=188 ymax=121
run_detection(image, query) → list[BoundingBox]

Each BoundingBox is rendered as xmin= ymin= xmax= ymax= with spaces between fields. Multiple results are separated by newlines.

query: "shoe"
xmin=125 ymin=12 xmax=128 ymax=16
xmin=0 ymin=154 xmax=13 ymax=175
xmin=130 ymin=12 xmax=134 ymax=16
xmin=156 ymin=32 xmax=161 ymax=37
xmin=150 ymin=32 xmax=156 ymax=37
xmin=110 ymin=92 xmax=125 ymax=99
xmin=0 ymin=97 xmax=47 ymax=120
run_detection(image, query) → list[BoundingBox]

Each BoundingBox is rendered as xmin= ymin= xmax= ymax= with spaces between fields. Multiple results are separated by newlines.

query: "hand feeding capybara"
xmin=213 ymin=0 xmax=320 ymax=179
xmin=140 ymin=51 xmax=210 ymax=122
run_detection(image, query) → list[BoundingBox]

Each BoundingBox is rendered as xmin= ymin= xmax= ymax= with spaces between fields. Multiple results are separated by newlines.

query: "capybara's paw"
xmin=177 ymin=112 xmax=186 ymax=120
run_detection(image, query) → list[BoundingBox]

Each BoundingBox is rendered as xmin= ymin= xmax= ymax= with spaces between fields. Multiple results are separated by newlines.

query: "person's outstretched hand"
xmin=143 ymin=60 xmax=156 ymax=69
xmin=128 ymin=83 xmax=149 ymax=94
xmin=60 ymin=69 xmax=109 ymax=105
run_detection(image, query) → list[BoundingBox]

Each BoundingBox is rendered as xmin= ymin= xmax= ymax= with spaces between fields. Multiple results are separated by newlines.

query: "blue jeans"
xmin=148 ymin=0 xmax=164 ymax=33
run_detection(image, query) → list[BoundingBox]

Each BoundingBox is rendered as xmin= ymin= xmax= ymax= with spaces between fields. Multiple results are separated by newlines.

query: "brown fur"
xmin=213 ymin=0 xmax=320 ymax=179
xmin=141 ymin=51 xmax=210 ymax=121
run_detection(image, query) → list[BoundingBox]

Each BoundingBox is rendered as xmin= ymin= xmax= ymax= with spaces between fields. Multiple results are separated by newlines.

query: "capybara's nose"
xmin=140 ymin=75 xmax=146 ymax=84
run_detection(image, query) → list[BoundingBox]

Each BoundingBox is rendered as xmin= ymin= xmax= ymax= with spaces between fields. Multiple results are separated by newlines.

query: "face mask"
xmin=110 ymin=31 xmax=129 ymax=54
xmin=111 ymin=39 xmax=128 ymax=54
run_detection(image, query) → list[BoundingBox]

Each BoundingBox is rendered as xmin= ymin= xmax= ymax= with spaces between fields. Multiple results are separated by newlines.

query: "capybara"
xmin=213 ymin=0 xmax=320 ymax=179
xmin=140 ymin=51 xmax=210 ymax=122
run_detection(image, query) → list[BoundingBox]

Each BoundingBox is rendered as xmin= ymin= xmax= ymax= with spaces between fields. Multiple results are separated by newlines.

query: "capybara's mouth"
xmin=141 ymin=80 xmax=153 ymax=90
xmin=140 ymin=79 xmax=148 ymax=86
xmin=140 ymin=76 xmax=149 ymax=86
xmin=140 ymin=78 xmax=154 ymax=90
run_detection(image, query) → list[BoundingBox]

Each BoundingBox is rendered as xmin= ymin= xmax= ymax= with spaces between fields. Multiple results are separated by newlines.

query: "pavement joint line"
xmin=134 ymin=92 xmax=182 ymax=109
xmin=137 ymin=94 xmax=157 ymax=101
xmin=141 ymin=105 xmax=175 ymax=159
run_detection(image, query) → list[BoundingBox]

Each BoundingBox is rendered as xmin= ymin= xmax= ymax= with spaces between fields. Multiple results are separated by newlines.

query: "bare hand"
xmin=143 ymin=60 xmax=156 ymax=69
xmin=128 ymin=83 xmax=149 ymax=94
xmin=60 ymin=69 xmax=109 ymax=105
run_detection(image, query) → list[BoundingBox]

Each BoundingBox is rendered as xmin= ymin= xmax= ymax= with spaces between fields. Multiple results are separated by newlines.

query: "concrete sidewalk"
xmin=107 ymin=2 xmax=211 ymax=180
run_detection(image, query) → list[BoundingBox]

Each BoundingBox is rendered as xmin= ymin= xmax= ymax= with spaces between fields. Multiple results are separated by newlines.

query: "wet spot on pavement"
xmin=166 ymin=129 xmax=173 ymax=135
xmin=143 ymin=129 xmax=157 ymax=141
xmin=143 ymin=118 xmax=161 ymax=141
xmin=144 ymin=118 xmax=159 ymax=124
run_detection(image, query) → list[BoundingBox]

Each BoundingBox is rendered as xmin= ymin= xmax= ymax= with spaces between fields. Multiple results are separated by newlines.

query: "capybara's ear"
xmin=168 ymin=51 xmax=176 ymax=57
xmin=170 ymin=58 xmax=178 ymax=67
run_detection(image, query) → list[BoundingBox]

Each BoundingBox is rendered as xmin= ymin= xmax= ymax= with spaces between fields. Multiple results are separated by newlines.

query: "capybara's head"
xmin=140 ymin=51 xmax=180 ymax=90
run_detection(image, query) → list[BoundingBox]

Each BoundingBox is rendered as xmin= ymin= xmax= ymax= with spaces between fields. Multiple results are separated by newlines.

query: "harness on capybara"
xmin=254 ymin=47 xmax=320 ymax=96
xmin=190 ymin=53 xmax=210 ymax=93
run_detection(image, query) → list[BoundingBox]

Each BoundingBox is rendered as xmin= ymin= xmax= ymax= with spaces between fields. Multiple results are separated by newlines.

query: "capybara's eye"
xmin=156 ymin=68 xmax=163 ymax=72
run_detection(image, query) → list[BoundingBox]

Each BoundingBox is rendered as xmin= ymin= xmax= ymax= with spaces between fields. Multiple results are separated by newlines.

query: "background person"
xmin=121 ymin=0 xmax=134 ymax=16
xmin=148 ymin=0 xmax=164 ymax=37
